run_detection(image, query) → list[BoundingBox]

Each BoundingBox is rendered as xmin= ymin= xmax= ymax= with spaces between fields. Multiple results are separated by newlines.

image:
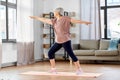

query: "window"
xmin=8 ymin=0 xmax=16 ymax=4
xmin=100 ymin=0 xmax=120 ymax=39
xmin=1 ymin=0 xmax=6 ymax=1
xmin=0 ymin=5 xmax=6 ymax=39
xmin=107 ymin=0 xmax=120 ymax=6
xmin=8 ymin=7 xmax=17 ymax=39
xmin=100 ymin=10 xmax=105 ymax=38
xmin=0 ymin=0 xmax=17 ymax=42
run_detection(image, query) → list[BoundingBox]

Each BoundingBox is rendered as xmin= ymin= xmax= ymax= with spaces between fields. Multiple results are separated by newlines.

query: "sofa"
xmin=70 ymin=39 xmax=120 ymax=63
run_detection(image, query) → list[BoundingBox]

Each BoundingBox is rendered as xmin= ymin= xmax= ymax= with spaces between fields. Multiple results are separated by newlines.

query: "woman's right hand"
xmin=29 ymin=16 xmax=52 ymax=25
xmin=85 ymin=22 xmax=92 ymax=25
xmin=29 ymin=16 xmax=37 ymax=19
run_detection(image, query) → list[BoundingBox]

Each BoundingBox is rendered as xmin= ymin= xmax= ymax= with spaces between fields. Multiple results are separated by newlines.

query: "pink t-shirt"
xmin=51 ymin=16 xmax=71 ymax=43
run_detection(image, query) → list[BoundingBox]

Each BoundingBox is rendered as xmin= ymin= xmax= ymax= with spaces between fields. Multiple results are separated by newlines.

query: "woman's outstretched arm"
xmin=30 ymin=16 xmax=52 ymax=25
xmin=71 ymin=18 xmax=92 ymax=25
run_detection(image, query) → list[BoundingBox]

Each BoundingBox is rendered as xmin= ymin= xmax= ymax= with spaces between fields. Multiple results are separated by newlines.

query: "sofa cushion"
xmin=99 ymin=40 xmax=110 ymax=50
xmin=73 ymin=50 xmax=95 ymax=56
xmin=108 ymin=38 xmax=119 ymax=50
xmin=79 ymin=40 xmax=99 ymax=50
xmin=95 ymin=50 xmax=118 ymax=56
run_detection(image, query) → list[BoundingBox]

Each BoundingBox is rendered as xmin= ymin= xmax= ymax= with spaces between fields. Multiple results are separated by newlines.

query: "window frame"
xmin=1 ymin=0 xmax=17 ymax=43
xmin=101 ymin=0 xmax=120 ymax=39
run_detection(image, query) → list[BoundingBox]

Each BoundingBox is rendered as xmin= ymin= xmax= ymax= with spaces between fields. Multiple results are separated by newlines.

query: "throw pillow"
xmin=108 ymin=38 xmax=119 ymax=50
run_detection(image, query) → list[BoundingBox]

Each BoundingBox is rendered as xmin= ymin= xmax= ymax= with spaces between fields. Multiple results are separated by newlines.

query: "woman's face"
xmin=54 ymin=11 xmax=59 ymax=18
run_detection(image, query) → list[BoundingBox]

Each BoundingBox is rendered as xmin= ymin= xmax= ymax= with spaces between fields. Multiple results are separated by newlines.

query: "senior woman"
xmin=30 ymin=7 xmax=91 ymax=75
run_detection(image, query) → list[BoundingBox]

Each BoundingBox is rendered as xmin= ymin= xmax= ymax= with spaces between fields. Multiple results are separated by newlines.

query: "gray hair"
xmin=54 ymin=7 xmax=64 ymax=16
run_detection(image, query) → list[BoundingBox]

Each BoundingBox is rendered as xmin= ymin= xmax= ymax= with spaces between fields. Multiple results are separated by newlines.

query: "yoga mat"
xmin=20 ymin=71 xmax=102 ymax=78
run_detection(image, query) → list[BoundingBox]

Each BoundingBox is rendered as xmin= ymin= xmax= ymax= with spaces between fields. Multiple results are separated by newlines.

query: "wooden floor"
xmin=0 ymin=61 xmax=120 ymax=80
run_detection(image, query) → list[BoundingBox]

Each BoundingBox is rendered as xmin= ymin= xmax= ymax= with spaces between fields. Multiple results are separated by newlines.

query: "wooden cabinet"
xmin=42 ymin=13 xmax=54 ymax=59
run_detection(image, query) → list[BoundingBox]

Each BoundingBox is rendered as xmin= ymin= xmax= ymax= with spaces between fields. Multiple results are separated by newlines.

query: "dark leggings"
xmin=48 ymin=40 xmax=78 ymax=62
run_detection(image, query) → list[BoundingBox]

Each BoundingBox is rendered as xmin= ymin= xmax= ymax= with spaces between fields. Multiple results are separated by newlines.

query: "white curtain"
xmin=0 ymin=0 xmax=2 ymax=68
xmin=80 ymin=0 xmax=101 ymax=40
xmin=17 ymin=0 xmax=35 ymax=66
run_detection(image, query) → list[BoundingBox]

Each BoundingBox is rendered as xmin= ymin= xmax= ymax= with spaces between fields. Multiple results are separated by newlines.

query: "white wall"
xmin=44 ymin=0 xmax=80 ymax=13
xmin=33 ymin=0 xmax=44 ymax=60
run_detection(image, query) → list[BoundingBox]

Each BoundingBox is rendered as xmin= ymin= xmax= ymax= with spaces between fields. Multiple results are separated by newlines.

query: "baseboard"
xmin=0 ymin=59 xmax=70 ymax=68
xmin=1 ymin=59 xmax=44 ymax=68
xmin=1 ymin=62 xmax=16 ymax=68
xmin=35 ymin=59 xmax=44 ymax=62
